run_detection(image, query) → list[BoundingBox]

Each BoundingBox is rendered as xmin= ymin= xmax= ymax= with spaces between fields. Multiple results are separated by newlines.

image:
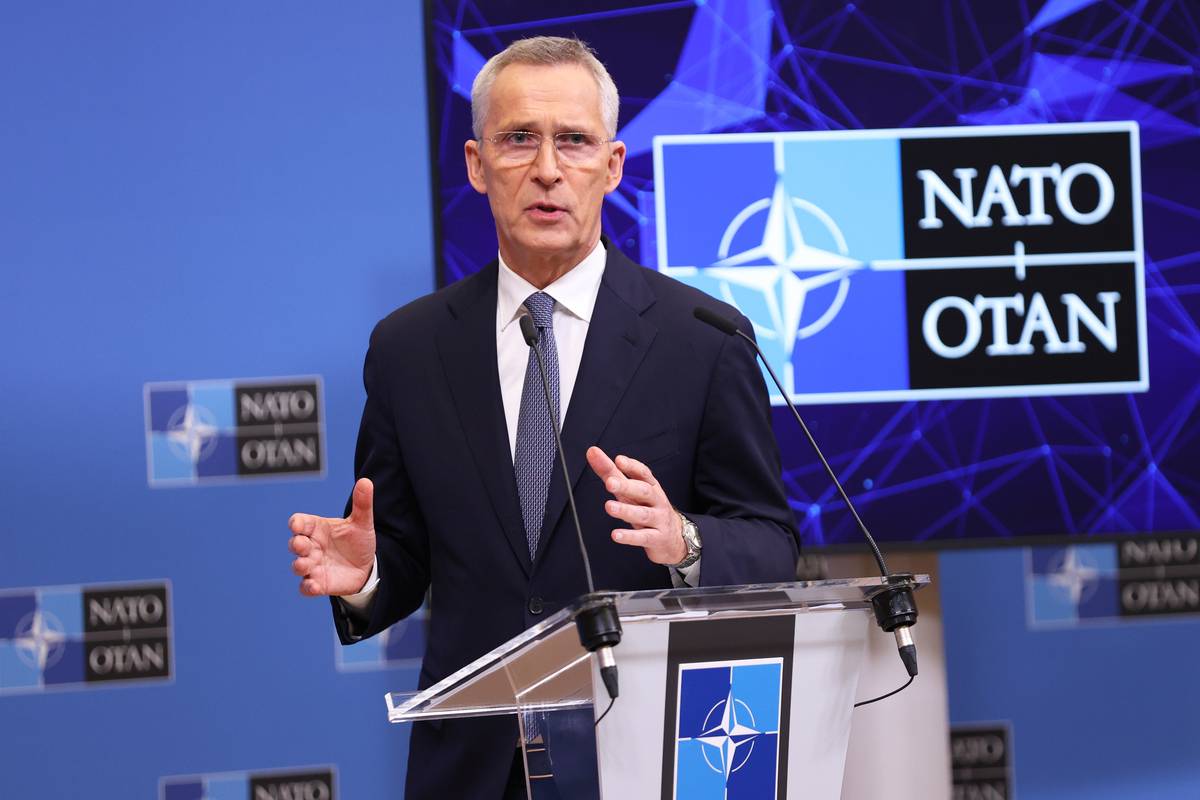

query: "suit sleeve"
xmin=330 ymin=322 xmax=431 ymax=644
xmin=685 ymin=318 xmax=800 ymax=586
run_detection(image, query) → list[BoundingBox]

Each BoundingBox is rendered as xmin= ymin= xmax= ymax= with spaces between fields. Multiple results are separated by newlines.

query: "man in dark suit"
xmin=287 ymin=36 xmax=799 ymax=799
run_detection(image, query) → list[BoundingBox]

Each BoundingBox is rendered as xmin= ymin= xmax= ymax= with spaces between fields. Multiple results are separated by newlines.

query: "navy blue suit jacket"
xmin=332 ymin=244 xmax=799 ymax=798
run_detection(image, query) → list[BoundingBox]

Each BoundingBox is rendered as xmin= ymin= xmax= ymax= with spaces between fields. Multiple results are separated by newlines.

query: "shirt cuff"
xmin=671 ymin=557 xmax=701 ymax=588
xmin=338 ymin=556 xmax=380 ymax=614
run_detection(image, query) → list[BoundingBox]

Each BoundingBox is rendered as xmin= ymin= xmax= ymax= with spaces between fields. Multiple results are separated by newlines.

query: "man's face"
xmin=465 ymin=62 xmax=625 ymax=274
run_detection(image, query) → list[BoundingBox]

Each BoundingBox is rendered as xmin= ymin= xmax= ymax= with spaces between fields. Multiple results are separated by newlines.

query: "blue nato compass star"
xmin=687 ymin=689 xmax=765 ymax=779
xmin=698 ymin=140 xmax=863 ymax=395
xmin=13 ymin=609 xmax=67 ymax=671
xmin=165 ymin=402 xmax=219 ymax=464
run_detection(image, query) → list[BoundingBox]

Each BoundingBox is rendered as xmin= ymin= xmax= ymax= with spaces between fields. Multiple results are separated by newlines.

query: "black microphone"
xmin=519 ymin=314 xmax=621 ymax=701
xmin=692 ymin=306 xmax=919 ymax=678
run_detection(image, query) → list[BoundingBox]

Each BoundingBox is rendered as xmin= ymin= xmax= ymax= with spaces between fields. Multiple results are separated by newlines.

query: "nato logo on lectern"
xmin=0 ymin=581 xmax=172 ymax=694
xmin=144 ymin=376 xmax=325 ymax=486
xmin=161 ymin=766 xmax=336 ymax=800
xmin=673 ymin=659 xmax=783 ymax=799
xmin=654 ymin=121 xmax=1145 ymax=405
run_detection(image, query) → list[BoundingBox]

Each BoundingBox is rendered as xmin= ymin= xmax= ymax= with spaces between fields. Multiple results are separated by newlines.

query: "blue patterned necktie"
xmin=513 ymin=291 xmax=560 ymax=559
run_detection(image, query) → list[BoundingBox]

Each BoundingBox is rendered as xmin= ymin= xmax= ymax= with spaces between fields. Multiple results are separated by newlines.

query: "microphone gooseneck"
xmin=692 ymin=307 xmax=919 ymax=679
xmin=519 ymin=314 xmax=621 ymax=700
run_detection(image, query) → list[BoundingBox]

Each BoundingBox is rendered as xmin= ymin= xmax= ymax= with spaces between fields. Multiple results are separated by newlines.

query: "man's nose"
xmin=530 ymin=138 xmax=563 ymax=185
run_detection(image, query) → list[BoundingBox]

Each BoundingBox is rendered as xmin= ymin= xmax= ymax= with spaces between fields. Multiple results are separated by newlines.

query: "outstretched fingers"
xmin=289 ymin=513 xmax=325 ymax=593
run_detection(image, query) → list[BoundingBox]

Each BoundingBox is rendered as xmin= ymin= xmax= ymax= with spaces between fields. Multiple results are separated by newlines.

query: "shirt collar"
xmin=497 ymin=239 xmax=606 ymax=332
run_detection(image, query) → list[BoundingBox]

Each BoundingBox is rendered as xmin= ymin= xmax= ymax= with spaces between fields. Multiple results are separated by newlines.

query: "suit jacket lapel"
xmin=436 ymin=264 xmax=532 ymax=577
xmin=534 ymin=246 xmax=658 ymax=568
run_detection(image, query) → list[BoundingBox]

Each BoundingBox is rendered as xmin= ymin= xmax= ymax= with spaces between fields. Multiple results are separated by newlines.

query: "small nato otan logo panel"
xmin=144 ymin=376 xmax=325 ymax=487
xmin=335 ymin=603 xmax=427 ymax=672
xmin=673 ymin=658 xmax=783 ymax=800
xmin=1027 ymin=536 xmax=1200 ymax=627
xmin=950 ymin=723 xmax=1013 ymax=800
xmin=160 ymin=765 xmax=336 ymax=800
xmin=0 ymin=581 xmax=172 ymax=695
xmin=654 ymin=122 xmax=1146 ymax=405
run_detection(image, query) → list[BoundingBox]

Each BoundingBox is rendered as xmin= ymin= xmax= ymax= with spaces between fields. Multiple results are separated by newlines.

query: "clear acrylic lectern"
xmin=386 ymin=577 xmax=929 ymax=800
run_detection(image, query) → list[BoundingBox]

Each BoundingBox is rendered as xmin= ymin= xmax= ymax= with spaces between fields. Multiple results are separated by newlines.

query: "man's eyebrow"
xmin=495 ymin=121 xmax=595 ymax=133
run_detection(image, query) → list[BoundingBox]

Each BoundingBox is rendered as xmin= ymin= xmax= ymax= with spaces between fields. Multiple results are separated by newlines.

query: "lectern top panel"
xmin=385 ymin=576 xmax=929 ymax=723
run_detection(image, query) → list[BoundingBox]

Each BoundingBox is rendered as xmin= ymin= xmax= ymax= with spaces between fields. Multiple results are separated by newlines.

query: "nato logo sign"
xmin=0 ymin=581 xmax=172 ymax=694
xmin=951 ymin=724 xmax=1012 ymax=800
xmin=673 ymin=659 xmax=783 ymax=798
xmin=336 ymin=602 xmax=427 ymax=672
xmin=145 ymin=376 xmax=325 ymax=486
xmin=654 ymin=121 xmax=1145 ymax=404
xmin=661 ymin=616 xmax=793 ymax=799
xmin=1027 ymin=536 xmax=1200 ymax=626
xmin=161 ymin=766 xmax=336 ymax=800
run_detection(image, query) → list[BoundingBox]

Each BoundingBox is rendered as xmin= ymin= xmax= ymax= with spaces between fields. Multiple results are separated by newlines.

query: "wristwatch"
xmin=671 ymin=511 xmax=703 ymax=570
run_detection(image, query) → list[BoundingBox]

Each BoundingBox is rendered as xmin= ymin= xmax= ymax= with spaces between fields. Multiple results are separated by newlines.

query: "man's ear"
xmin=604 ymin=139 xmax=626 ymax=194
xmin=464 ymin=139 xmax=488 ymax=194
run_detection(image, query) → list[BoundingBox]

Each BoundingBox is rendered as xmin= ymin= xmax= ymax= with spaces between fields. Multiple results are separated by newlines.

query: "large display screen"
xmin=423 ymin=0 xmax=1199 ymax=548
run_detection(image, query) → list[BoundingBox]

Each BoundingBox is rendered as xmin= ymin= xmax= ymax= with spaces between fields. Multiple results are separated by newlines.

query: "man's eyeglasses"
xmin=481 ymin=131 xmax=611 ymax=165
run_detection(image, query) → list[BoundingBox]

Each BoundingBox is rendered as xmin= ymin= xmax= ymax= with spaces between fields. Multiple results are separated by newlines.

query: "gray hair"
xmin=470 ymin=36 xmax=620 ymax=139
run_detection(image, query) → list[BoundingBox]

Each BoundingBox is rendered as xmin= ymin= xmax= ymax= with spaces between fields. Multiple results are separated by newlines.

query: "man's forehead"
xmin=487 ymin=62 xmax=603 ymax=127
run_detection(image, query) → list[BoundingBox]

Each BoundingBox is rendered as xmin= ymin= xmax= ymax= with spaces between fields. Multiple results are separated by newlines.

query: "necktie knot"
xmin=523 ymin=292 xmax=556 ymax=331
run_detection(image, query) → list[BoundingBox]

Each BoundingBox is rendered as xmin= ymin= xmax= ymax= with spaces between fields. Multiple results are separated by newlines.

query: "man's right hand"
xmin=288 ymin=477 xmax=377 ymax=597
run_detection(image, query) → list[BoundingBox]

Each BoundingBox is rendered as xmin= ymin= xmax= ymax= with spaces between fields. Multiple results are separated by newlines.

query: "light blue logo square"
xmin=189 ymin=385 xmax=236 ymax=429
xmin=39 ymin=589 xmax=83 ymax=636
xmin=1027 ymin=543 xmax=1120 ymax=626
xmin=0 ymin=641 xmax=41 ymax=689
xmin=200 ymin=777 xmax=244 ymax=800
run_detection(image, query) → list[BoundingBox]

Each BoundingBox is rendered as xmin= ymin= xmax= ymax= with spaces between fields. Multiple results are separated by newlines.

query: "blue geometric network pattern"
xmin=425 ymin=0 xmax=1200 ymax=547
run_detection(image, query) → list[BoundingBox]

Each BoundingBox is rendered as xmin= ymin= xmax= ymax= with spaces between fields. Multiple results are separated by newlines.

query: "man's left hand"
xmin=586 ymin=446 xmax=686 ymax=565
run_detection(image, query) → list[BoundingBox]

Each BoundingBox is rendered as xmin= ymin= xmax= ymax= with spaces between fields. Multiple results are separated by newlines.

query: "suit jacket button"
xmin=527 ymin=596 xmax=544 ymax=615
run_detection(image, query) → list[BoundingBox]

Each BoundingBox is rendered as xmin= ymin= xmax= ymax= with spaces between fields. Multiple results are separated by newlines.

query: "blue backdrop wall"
xmin=3 ymin=3 xmax=1199 ymax=800
xmin=2 ymin=3 xmax=432 ymax=797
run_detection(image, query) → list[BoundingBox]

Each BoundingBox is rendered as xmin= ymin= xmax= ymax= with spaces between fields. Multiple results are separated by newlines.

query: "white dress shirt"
xmin=341 ymin=240 xmax=696 ymax=613
xmin=495 ymin=240 xmax=606 ymax=458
